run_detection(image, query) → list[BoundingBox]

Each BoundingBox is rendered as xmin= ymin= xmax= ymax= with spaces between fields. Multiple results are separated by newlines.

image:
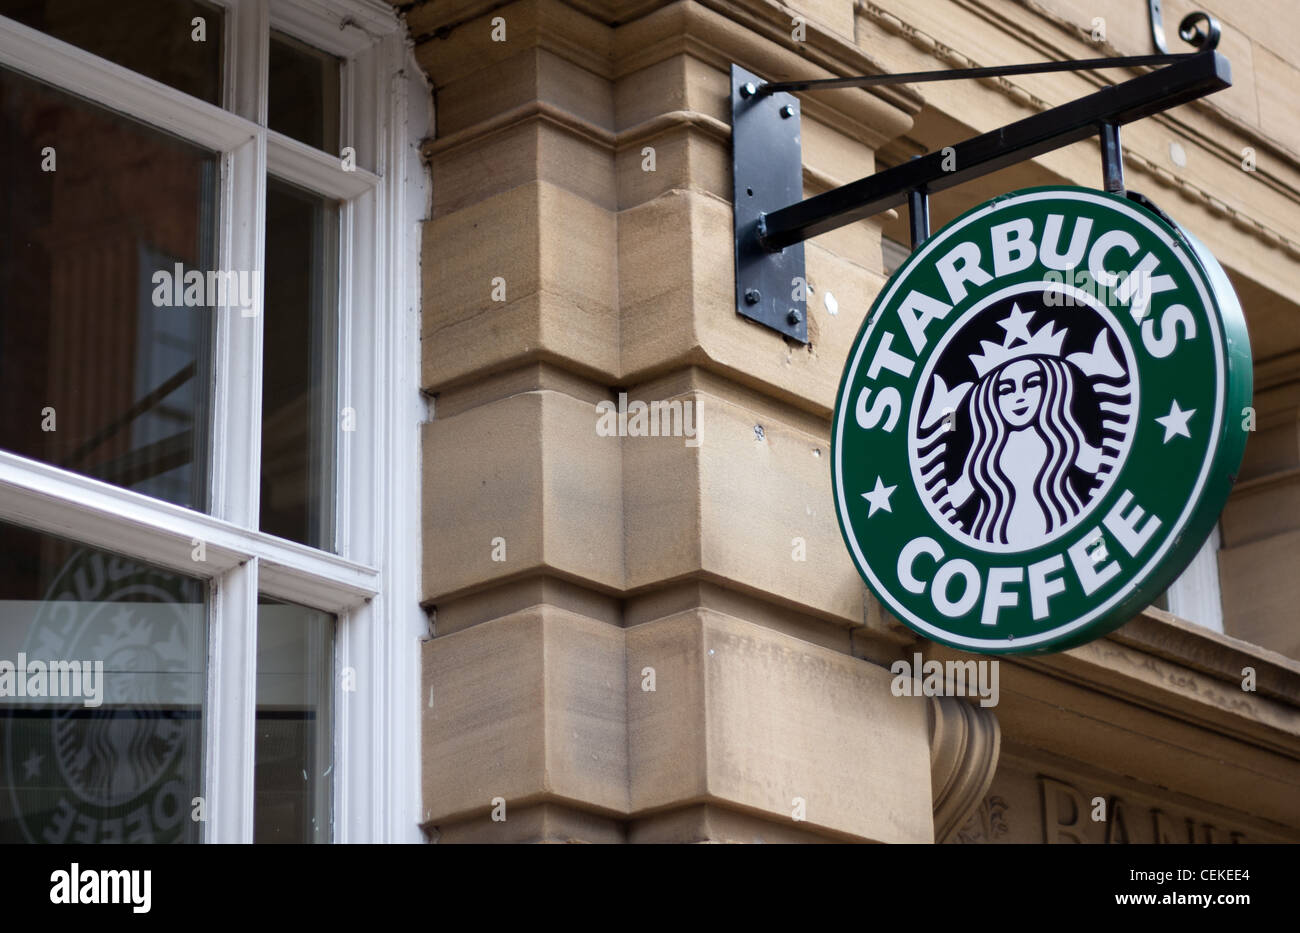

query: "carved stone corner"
xmin=929 ymin=694 xmax=1001 ymax=843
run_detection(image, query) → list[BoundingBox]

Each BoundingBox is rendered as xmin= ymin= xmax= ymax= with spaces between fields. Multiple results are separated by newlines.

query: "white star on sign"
xmin=22 ymin=751 xmax=42 ymax=779
xmin=861 ymin=477 xmax=897 ymax=516
xmin=997 ymin=303 xmax=1036 ymax=344
xmin=1155 ymin=399 xmax=1195 ymax=443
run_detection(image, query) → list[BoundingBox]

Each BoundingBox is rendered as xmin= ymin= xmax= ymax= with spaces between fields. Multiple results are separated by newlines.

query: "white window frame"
xmin=1165 ymin=523 xmax=1225 ymax=632
xmin=0 ymin=0 xmax=428 ymax=842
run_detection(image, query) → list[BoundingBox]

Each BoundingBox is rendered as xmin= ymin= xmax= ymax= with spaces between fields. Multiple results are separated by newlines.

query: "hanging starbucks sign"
xmin=832 ymin=186 xmax=1252 ymax=654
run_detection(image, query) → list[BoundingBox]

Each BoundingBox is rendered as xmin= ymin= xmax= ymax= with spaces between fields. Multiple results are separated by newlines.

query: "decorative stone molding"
xmin=613 ymin=0 xmax=919 ymax=146
xmin=929 ymin=694 xmax=1002 ymax=843
xmin=859 ymin=0 xmax=1049 ymax=108
xmin=1074 ymin=612 xmax=1300 ymax=731
xmin=854 ymin=0 xmax=1300 ymax=261
xmin=981 ymin=0 xmax=1300 ymax=184
xmin=1006 ymin=0 xmax=1300 ymax=168
xmin=954 ymin=794 xmax=1010 ymax=843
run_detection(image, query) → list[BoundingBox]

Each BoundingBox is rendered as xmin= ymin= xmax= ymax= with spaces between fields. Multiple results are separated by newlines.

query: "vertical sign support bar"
xmin=1100 ymin=122 xmax=1125 ymax=195
xmin=731 ymin=64 xmax=808 ymax=343
xmin=908 ymin=188 xmax=930 ymax=249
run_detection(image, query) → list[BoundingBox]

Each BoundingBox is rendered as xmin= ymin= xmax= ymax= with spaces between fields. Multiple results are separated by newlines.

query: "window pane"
xmin=268 ymin=30 xmax=339 ymax=152
xmin=0 ymin=522 xmax=207 ymax=843
xmin=0 ymin=0 xmax=224 ymax=106
xmin=261 ymin=178 xmax=337 ymax=550
xmin=255 ymin=597 xmax=332 ymax=843
xmin=0 ymin=65 xmax=217 ymax=510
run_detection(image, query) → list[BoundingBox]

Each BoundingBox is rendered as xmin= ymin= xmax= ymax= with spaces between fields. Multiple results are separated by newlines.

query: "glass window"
xmin=255 ymin=597 xmax=333 ymax=843
xmin=0 ymin=0 xmax=416 ymax=844
xmin=0 ymin=64 xmax=217 ymax=510
xmin=261 ymin=177 xmax=338 ymax=550
xmin=0 ymin=0 xmax=224 ymax=105
xmin=0 ymin=522 xmax=207 ymax=843
xmin=268 ymin=29 xmax=339 ymax=152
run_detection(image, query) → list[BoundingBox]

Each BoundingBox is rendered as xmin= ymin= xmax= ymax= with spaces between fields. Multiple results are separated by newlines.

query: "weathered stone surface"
xmin=626 ymin=608 xmax=934 ymax=842
xmin=422 ymin=181 xmax=619 ymax=390
xmin=405 ymin=0 xmax=1300 ymax=845
xmin=422 ymin=606 xmax=628 ymax=825
xmin=422 ymin=388 xmax=624 ymax=601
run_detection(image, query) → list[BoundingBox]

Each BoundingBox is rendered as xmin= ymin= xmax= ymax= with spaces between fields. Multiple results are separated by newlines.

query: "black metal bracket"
xmin=731 ymin=65 xmax=807 ymax=342
xmin=1148 ymin=0 xmax=1221 ymax=55
xmin=730 ymin=46 xmax=1230 ymax=339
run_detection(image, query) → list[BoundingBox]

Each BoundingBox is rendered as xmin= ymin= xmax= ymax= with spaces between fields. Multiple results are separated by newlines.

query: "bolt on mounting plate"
xmin=731 ymin=64 xmax=808 ymax=343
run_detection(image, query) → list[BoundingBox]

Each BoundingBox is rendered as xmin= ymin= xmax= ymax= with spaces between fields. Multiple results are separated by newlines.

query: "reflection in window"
xmin=0 ymin=522 xmax=207 ymax=843
xmin=0 ymin=0 xmax=225 ymax=105
xmin=0 ymin=65 xmax=217 ymax=510
xmin=268 ymin=30 xmax=340 ymax=152
xmin=261 ymin=178 xmax=338 ymax=550
xmin=1159 ymin=524 xmax=1225 ymax=632
xmin=255 ymin=597 xmax=333 ymax=843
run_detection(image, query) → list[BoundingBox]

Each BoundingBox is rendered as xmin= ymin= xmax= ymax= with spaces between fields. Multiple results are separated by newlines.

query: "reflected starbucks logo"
xmin=4 ymin=550 xmax=201 ymax=843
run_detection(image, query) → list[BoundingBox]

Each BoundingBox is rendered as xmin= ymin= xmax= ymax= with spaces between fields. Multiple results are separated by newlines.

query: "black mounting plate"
xmin=730 ymin=64 xmax=807 ymax=343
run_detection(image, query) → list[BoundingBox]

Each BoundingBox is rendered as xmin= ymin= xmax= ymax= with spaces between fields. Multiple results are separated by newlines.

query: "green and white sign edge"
xmin=831 ymin=186 xmax=1253 ymax=655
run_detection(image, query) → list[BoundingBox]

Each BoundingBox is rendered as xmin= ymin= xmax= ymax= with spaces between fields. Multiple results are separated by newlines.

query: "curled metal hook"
xmin=1177 ymin=12 xmax=1221 ymax=50
xmin=1149 ymin=1 xmax=1221 ymax=54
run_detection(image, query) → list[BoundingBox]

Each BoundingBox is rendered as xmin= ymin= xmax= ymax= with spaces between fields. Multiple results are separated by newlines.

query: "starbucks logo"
xmin=833 ymin=187 xmax=1251 ymax=654
xmin=51 ymin=602 xmax=187 ymax=809
xmin=911 ymin=288 xmax=1139 ymax=552
xmin=4 ymin=550 xmax=202 ymax=843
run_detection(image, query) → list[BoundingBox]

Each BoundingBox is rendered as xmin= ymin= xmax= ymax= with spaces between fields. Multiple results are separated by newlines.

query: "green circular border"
xmin=830 ymin=186 xmax=1253 ymax=655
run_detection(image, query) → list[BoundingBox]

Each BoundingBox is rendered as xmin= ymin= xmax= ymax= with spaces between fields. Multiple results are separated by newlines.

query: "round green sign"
xmin=832 ymin=186 xmax=1252 ymax=654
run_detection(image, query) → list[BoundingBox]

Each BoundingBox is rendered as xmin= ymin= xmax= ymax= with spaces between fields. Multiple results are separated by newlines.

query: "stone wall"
xmin=404 ymin=0 xmax=1300 ymax=842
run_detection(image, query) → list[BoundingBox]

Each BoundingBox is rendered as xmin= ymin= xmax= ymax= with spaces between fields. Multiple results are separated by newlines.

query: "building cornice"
xmin=612 ymin=0 xmax=920 ymax=146
xmin=855 ymin=0 xmax=1300 ymax=262
xmin=1045 ymin=609 xmax=1300 ymax=747
xmin=1003 ymin=0 xmax=1300 ymax=179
